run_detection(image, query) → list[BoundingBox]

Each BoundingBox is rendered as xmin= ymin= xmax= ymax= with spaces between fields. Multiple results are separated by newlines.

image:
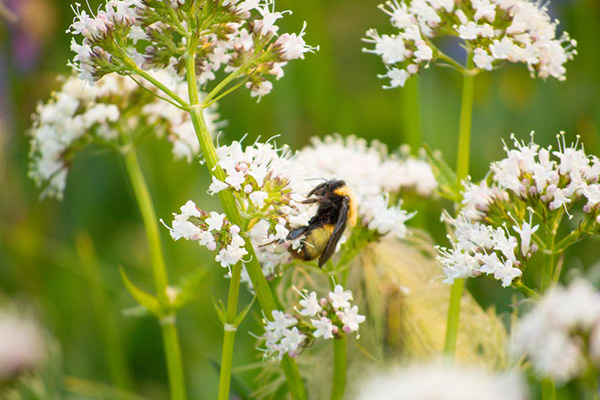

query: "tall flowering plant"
xmin=18 ymin=0 xmax=600 ymax=400
xmin=364 ymin=0 xmax=577 ymax=358
xmin=31 ymin=1 xmax=317 ymax=399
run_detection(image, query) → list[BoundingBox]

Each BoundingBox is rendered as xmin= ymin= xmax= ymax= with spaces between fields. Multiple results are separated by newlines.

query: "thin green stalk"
xmin=443 ymin=278 xmax=465 ymax=355
xmin=540 ymin=232 xmax=556 ymax=292
xmin=330 ymin=335 xmax=347 ymax=400
xmin=455 ymin=65 xmax=475 ymax=181
xmin=542 ymin=379 xmax=556 ymax=400
xmin=183 ymin=43 xmax=307 ymax=400
xmin=217 ymin=264 xmax=242 ymax=400
xmin=122 ymin=148 xmax=186 ymax=400
xmin=444 ymin=52 xmax=475 ymax=357
xmin=400 ymin=76 xmax=421 ymax=151
xmin=75 ymin=233 xmax=132 ymax=390
xmin=121 ymin=55 xmax=189 ymax=108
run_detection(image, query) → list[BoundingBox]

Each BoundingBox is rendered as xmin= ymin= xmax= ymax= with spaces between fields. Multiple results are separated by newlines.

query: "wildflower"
xmin=364 ymin=0 xmax=577 ymax=88
xmin=67 ymin=0 xmax=316 ymax=99
xmin=353 ymin=360 xmax=527 ymax=400
xmin=261 ymin=285 xmax=364 ymax=361
xmin=437 ymin=133 xmax=600 ymax=288
xmin=0 ymin=309 xmax=47 ymax=383
xmin=164 ymin=201 xmax=247 ymax=270
xmin=298 ymin=291 xmax=322 ymax=317
xmin=328 ymin=285 xmax=353 ymax=310
xmin=512 ymin=279 xmax=600 ymax=383
xmin=29 ymin=72 xmax=221 ymax=199
xmin=170 ymin=135 xmax=433 ymax=289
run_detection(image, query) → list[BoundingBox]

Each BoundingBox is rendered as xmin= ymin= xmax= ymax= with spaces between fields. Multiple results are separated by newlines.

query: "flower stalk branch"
xmin=330 ymin=334 xmax=347 ymax=400
xmin=217 ymin=263 xmax=242 ymax=400
xmin=444 ymin=50 xmax=475 ymax=356
xmin=122 ymin=147 xmax=186 ymax=400
xmin=184 ymin=34 xmax=308 ymax=400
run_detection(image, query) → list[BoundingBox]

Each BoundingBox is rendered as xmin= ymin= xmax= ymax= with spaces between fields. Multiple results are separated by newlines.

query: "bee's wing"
xmin=287 ymin=226 xmax=309 ymax=240
xmin=318 ymin=196 xmax=349 ymax=268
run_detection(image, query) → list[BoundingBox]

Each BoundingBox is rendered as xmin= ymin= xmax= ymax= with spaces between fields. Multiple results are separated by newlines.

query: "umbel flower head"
xmin=67 ymin=0 xmax=317 ymax=97
xmin=352 ymin=360 xmax=527 ymax=400
xmin=436 ymin=133 xmax=600 ymax=288
xmin=260 ymin=284 xmax=365 ymax=361
xmin=29 ymin=70 xmax=221 ymax=199
xmin=364 ymin=0 xmax=577 ymax=88
xmin=166 ymin=135 xmax=436 ymax=288
xmin=512 ymin=279 xmax=600 ymax=384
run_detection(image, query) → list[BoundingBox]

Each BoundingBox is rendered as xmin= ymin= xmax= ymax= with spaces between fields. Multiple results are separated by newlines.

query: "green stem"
xmin=400 ymin=76 xmax=421 ymax=151
xmin=455 ymin=61 xmax=475 ymax=181
xmin=443 ymin=278 xmax=465 ymax=355
xmin=217 ymin=264 xmax=242 ymax=400
xmin=542 ymin=378 xmax=556 ymax=400
xmin=330 ymin=335 xmax=347 ymax=400
xmin=122 ymin=148 xmax=186 ymax=400
xmin=75 ymin=233 xmax=132 ymax=390
xmin=540 ymin=232 xmax=556 ymax=292
xmin=184 ymin=42 xmax=307 ymax=400
xmin=444 ymin=51 xmax=475 ymax=357
xmin=121 ymin=55 xmax=189 ymax=108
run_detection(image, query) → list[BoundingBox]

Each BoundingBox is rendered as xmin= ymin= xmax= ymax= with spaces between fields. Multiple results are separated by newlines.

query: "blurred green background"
xmin=0 ymin=0 xmax=599 ymax=398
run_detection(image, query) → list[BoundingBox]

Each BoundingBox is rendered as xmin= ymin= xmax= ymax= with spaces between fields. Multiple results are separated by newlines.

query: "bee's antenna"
xmin=303 ymin=177 xmax=329 ymax=182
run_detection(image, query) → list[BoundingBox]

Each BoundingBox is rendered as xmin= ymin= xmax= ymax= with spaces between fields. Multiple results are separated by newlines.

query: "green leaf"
xmin=211 ymin=292 xmax=227 ymax=325
xmin=422 ymin=143 xmax=462 ymax=202
xmin=169 ymin=268 xmax=210 ymax=311
xmin=119 ymin=267 xmax=161 ymax=316
xmin=233 ymin=295 xmax=256 ymax=327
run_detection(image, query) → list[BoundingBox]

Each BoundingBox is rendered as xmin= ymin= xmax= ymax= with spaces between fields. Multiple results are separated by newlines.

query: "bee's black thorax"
xmin=309 ymin=192 xmax=348 ymax=228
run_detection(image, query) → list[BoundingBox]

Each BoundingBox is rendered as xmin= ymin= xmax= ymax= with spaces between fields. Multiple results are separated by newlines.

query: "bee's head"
xmin=307 ymin=179 xmax=346 ymax=197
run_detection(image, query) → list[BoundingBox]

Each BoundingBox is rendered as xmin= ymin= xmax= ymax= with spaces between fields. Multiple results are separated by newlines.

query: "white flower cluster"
xmin=170 ymin=135 xmax=432 ymax=287
xmin=68 ymin=0 xmax=316 ymax=97
xmin=364 ymin=0 xmax=577 ymax=88
xmin=164 ymin=200 xmax=247 ymax=269
xmin=436 ymin=210 xmax=536 ymax=287
xmin=353 ymin=360 xmax=527 ymax=400
xmin=209 ymin=139 xmax=315 ymax=280
xmin=262 ymin=285 xmax=365 ymax=361
xmin=437 ymin=133 xmax=600 ymax=287
xmin=0 ymin=308 xmax=47 ymax=382
xmin=512 ymin=279 xmax=600 ymax=383
xmin=29 ymin=71 xmax=221 ymax=199
xmin=491 ymin=134 xmax=600 ymax=219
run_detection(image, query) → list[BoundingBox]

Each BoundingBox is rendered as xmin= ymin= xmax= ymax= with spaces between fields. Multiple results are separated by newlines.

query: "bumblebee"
xmin=287 ymin=180 xmax=357 ymax=267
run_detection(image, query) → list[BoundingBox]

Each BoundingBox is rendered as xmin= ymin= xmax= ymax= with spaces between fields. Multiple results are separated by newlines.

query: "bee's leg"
xmin=299 ymin=198 xmax=319 ymax=204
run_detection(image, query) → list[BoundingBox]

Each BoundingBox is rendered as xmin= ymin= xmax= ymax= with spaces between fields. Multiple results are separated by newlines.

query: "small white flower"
xmin=298 ymin=292 xmax=322 ymax=317
xmin=473 ymin=48 xmax=494 ymax=70
xmin=206 ymin=212 xmax=226 ymax=232
xmin=209 ymin=176 xmax=229 ymax=195
xmin=249 ymin=191 xmax=269 ymax=208
xmin=311 ymin=317 xmax=334 ymax=339
xmin=329 ymin=285 xmax=353 ymax=310
xmin=340 ymin=305 xmax=366 ymax=332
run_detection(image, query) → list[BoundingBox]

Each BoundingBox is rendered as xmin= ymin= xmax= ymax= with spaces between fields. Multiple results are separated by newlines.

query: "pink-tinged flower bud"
xmin=342 ymin=325 xmax=352 ymax=334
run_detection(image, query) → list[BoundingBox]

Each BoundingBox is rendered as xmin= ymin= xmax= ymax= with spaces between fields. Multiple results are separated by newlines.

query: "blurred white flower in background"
xmin=512 ymin=279 xmax=600 ymax=383
xmin=353 ymin=360 xmax=527 ymax=400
